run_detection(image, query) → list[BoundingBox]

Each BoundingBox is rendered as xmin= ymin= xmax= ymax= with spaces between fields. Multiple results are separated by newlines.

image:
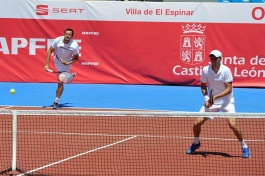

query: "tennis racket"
xmin=45 ymin=69 xmax=74 ymax=84
xmin=209 ymin=89 xmax=214 ymax=106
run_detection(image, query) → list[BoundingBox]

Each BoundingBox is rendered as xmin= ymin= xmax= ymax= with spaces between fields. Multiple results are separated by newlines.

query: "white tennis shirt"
xmin=52 ymin=36 xmax=79 ymax=72
xmin=201 ymin=64 xmax=234 ymax=104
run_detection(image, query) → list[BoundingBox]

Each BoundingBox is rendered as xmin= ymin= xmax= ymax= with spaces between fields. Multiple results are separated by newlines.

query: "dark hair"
xmin=64 ymin=28 xmax=74 ymax=37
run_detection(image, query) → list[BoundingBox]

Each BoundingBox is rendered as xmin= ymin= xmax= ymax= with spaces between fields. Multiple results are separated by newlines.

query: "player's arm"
xmin=201 ymin=82 xmax=210 ymax=107
xmin=70 ymin=54 xmax=79 ymax=64
xmin=61 ymin=54 xmax=79 ymax=65
xmin=201 ymin=82 xmax=208 ymax=96
xmin=214 ymin=68 xmax=233 ymax=100
xmin=44 ymin=46 xmax=55 ymax=70
xmin=215 ymin=82 xmax=232 ymax=100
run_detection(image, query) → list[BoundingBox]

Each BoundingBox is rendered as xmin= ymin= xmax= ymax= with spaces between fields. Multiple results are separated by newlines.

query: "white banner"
xmin=0 ymin=0 xmax=265 ymax=23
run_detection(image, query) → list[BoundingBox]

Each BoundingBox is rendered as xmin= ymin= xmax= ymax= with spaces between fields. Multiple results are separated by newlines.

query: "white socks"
xmin=241 ymin=140 xmax=248 ymax=148
xmin=54 ymin=97 xmax=60 ymax=103
xmin=194 ymin=137 xmax=200 ymax=144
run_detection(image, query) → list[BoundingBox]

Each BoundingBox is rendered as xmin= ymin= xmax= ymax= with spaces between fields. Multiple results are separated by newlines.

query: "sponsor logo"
xmin=0 ymin=37 xmax=81 ymax=55
xmin=252 ymin=7 xmax=265 ymax=20
xmin=36 ymin=5 xmax=48 ymax=15
xmin=35 ymin=5 xmax=85 ymax=16
xmin=81 ymin=62 xmax=99 ymax=66
xmin=180 ymin=24 xmax=206 ymax=65
xmin=82 ymin=31 xmax=100 ymax=36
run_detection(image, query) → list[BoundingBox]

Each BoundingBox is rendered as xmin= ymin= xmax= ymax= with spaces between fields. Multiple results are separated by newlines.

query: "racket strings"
xmin=58 ymin=72 xmax=74 ymax=83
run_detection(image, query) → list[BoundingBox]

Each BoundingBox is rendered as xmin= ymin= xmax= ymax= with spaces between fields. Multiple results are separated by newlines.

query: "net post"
xmin=12 ymin=110 xmax=17 ymax=171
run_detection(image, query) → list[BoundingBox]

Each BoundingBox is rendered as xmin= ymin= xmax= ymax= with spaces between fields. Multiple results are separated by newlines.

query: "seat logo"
xmin=36 ymin=5 xmax=48 ymax=15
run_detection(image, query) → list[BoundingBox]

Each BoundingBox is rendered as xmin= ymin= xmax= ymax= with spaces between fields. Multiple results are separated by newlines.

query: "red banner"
xmin=0 ymin=1 xmax=265 ymax=87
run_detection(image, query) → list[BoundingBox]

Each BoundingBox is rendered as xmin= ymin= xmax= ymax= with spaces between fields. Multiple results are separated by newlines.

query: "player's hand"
xmin=60 ymin=59 xmax=68 ymax=65
xmin=205 ymin=100 xmax=211 ymax=108
xmin=44 ymin=65 xmax=49 ymax=71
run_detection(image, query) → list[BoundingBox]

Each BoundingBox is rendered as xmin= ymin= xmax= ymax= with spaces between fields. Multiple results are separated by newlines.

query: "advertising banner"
xmin=0 ymin=1 xmax=265 ymax=87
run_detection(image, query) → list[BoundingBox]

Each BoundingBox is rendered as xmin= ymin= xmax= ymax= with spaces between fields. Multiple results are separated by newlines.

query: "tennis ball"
xmin=10 ymin=89 xmax=15 ymax=94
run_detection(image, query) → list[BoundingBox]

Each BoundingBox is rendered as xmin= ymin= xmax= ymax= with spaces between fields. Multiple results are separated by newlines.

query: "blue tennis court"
xmin=0 ymin=82 xmax=264 ymax=112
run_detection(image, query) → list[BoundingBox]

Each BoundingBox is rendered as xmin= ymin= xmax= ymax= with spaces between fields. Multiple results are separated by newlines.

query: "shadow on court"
xmin=42 ymin=102 xmax=74 ymax=108
xmin=192 ymin=151 xmax=241 ymax=158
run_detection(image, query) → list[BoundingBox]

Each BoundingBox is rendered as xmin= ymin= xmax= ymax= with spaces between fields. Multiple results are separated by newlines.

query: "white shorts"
xmin=199 ymin=102 xmax=236 ymax=113
xmin=54 ymin=57 xmax=71 ymax=72
xmin=199 ymin=101 xmax=236 ymax=120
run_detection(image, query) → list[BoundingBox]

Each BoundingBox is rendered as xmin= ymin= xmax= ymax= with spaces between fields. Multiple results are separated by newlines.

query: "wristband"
xmin=204 ymin=95 xmax=209 ymax=102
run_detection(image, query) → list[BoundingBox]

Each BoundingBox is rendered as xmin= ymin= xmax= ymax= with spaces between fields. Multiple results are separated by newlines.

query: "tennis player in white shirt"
xmin=186 ymin=50 xmax=250 ymax=158
xmin=44 ymin=28 xmax=79 ymax=110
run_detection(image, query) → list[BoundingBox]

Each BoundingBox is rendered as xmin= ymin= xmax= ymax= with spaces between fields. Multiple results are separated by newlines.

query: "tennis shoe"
xmin=242 ymin=147 xmax=251 ymax=158
xmin=72 ymin=72 xmax=76 ymax=78
xmin=53 ymin=102 xmax=59 ymax=110
xmin=186 ymin=142 xmax=200 ymax=154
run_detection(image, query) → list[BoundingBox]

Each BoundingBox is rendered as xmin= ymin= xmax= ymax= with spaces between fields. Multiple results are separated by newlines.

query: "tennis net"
xmin=0 ymin=109 xmax=264 ymax=176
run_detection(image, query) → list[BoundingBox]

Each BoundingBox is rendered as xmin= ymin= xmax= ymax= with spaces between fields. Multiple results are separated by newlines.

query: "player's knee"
xmin=194 ymin=118 xmax=205 ymax=126
xmin=194 ymin=121 xmax=199 ymax=126
xmin=227 ymin=118 xmax=237 ymax=128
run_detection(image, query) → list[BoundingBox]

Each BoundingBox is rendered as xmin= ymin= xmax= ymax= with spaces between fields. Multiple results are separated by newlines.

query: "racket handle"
xmin=45 ymin=69 xmax=53 ymax=73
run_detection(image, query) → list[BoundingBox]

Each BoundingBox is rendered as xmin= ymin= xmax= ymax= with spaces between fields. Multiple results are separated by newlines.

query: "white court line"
xmin=0 ymin=104 xmax=170 ymax=112
xmin=7 ymin=130 xmax=265 ymax=142
xmin=23 ymin=130 xmax=265 ymax=142
xmin=0 ymin=106 xmax=13 ymax=110
xmin=17 ymin=135 xmax=137 ymax=176
xmin=1 ymin=130 xmax=265 ymax=142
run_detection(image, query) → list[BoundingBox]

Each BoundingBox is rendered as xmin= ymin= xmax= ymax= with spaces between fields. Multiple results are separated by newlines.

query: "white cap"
xmin=209 ymin=50 xmax=222 ymax=57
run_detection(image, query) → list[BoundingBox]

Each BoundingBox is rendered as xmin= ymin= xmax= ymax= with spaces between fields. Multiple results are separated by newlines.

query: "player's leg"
xmin=227 ymin=118 xmax=243 ymax=141
xmin=193 ymin=117 xmax=208 ymax=138
xmin=53 ymin=61 xmax=70 ymax=109
xmin=56 ymin=81 xmax=64 ymax=98
xmin=186 ymin=117 xmax=208 ymax=154
xmin=186 ymin=104 xmax=220 ymax=154
xmin=222 ymin=102 xmax=251 ymax=158
xmin=53 ymin=81 xmax=64 ymax=109
xmin=226 ymin=118 xmax=250 ymax=158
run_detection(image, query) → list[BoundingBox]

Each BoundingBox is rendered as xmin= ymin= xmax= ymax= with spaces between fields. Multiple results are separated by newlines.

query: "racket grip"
xmin=45 ymin=69 xmax=53 ymax=73
xmin=204 ymin=95 xmax=209 ymax=102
